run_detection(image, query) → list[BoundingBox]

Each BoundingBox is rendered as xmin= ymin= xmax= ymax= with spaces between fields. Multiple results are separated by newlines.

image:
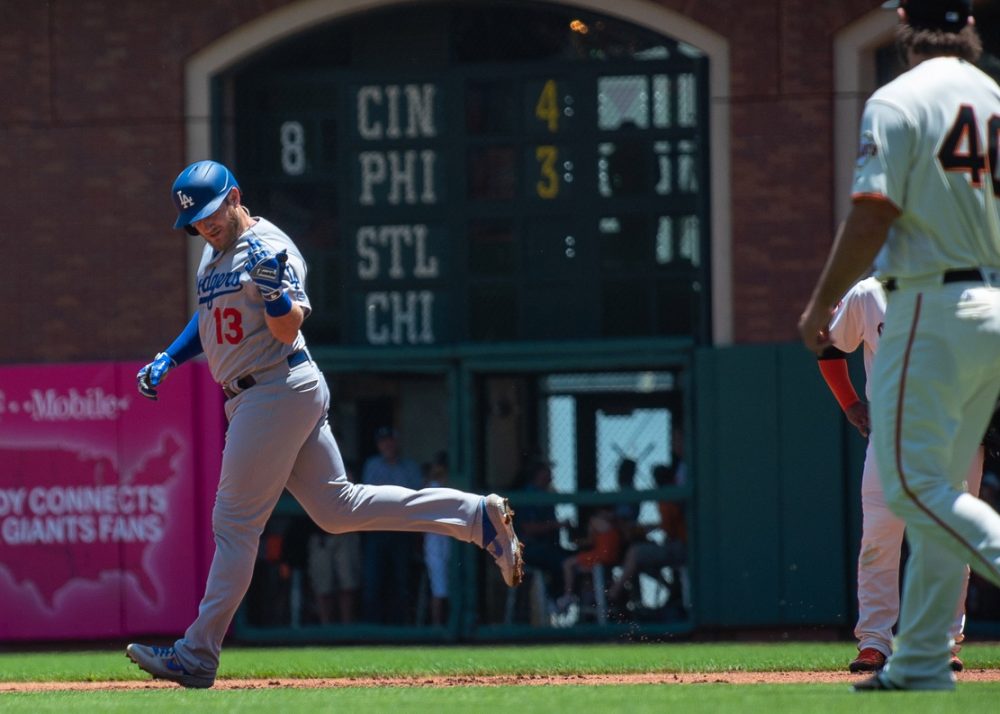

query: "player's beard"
xmin=201 ymin=208 xmax=247 ymax=253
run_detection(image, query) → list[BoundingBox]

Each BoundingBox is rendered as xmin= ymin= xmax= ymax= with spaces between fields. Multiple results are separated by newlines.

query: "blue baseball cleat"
xmin=484 ymin=494 xmax=524 ymax=587
xmin=125 ymin=643 xmax=214 ymax=689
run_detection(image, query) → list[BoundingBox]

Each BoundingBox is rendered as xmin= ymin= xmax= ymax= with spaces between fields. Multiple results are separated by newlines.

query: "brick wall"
xmin=0 ymin=0 xmax=881 ymax=361
xmin=0 ymin=0 xmax=285 ymax=363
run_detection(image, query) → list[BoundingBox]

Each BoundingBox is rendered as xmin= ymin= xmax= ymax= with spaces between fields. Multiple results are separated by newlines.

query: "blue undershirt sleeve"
xmin=164 ymin=312 xmax=204 ymax=365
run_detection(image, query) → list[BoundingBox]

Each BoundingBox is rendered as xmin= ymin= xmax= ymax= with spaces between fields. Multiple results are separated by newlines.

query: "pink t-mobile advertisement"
xmin=0 ymin=361 xmax=223 ymax=640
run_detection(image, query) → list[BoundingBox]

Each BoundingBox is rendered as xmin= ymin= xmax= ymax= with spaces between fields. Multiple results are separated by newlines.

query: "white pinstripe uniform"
xmin=827 ymin=277 xmax=981 ymax=660
xmin=856 ymin=55 xmax=1000 ymax=688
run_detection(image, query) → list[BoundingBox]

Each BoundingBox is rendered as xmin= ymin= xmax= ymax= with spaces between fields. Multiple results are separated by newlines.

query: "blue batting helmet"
xmin=171 ymin=160 xmax=240 ymax=234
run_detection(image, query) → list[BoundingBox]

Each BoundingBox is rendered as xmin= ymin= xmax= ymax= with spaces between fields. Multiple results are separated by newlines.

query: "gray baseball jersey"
xmin=171 ymin=214 xmax=493 ymax=679
xmin=127 ymin=160 xmax=524 ymax=688
xmin=196 ymin=218 xmax=309 ymax=387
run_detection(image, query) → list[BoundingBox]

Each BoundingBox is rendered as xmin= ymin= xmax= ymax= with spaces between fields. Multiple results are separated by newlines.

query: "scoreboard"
xmin=233 ymin=54 xmax=709 ymax=347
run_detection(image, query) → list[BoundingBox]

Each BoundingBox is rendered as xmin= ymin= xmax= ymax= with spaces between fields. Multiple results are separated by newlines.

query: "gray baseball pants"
xmin=173 ymin=358 xmax=484 ymax=676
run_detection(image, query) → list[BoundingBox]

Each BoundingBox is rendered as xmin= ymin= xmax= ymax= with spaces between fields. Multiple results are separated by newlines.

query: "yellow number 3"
xmin=536 ymin=146 xmax=558 ymax=199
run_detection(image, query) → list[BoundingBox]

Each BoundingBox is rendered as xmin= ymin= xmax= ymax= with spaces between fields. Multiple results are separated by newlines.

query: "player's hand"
xmin=136 ymin=352 xmax=176 ymax=401
xmin=798 ymin=302 xmax=834 ymax=354
xmin=245 ymin=237 xmax=288 ymax=302
xmin=844 ymin=401 xmax=870 ymax=438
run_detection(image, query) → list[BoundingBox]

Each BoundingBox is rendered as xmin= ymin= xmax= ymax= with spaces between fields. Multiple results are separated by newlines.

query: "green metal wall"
xmin=692 ymin=342 xmax=865 ymax=628
xmin=232 ymin=340 xmax=872 ymax=642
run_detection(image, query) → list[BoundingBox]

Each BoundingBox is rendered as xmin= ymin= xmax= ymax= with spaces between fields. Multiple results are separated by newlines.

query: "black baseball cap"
xmin=882 ymin=0 xmax=973 ymax=32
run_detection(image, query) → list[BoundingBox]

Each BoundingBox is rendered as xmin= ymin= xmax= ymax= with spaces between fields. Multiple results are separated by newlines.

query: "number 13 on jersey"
xmin=213 ymin=307 xmax=243 ymax=344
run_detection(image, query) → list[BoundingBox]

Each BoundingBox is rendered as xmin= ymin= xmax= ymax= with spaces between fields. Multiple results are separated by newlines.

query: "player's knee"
xmin=211 ymin=503 xmax=266 ymax=538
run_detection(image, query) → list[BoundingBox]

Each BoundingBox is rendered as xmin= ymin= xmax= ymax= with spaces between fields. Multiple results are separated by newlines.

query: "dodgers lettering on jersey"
xmin=197 ymin=267 xmax=243 ymax=308
xmin=827 ymin=277 xmax=886 ymax=401
xmin=852 ymin=57 xmax=1000 ymax=279
xmin=195 ymin=217 xmax=311 ymax=386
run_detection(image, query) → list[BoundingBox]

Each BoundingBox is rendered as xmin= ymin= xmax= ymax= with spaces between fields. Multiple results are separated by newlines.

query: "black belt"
xmin=224 ymin=350 xmax=309 ymax=400
xmin=883 ymin=268 xmax=984 ymax=293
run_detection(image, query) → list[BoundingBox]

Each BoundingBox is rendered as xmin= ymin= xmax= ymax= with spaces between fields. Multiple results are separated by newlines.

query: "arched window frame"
xmin=183 ymin=0 xmax=731 ymax=343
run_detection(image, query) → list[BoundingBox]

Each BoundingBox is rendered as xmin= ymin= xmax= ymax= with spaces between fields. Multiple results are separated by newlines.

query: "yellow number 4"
xmin=535 ymin=79 xmax=559 ymax=133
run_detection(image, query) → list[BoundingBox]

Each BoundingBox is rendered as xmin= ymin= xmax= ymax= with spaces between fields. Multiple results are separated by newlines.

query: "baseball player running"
xmin=818 ymin=277 xmax=982 ymax=673
xmin=800 ymin=0 xmax=1000 ymax=690
xmin=125 ymin=160 xmax=524 ymax=688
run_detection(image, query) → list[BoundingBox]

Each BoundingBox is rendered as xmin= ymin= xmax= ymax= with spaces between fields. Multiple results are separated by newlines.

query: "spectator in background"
xmin=555 ymin=503 xmax=622 ymax=613
xmin=307 ymin=466 xmax=361 ymax=624
xmin=281 ymin=515 xmax=316 ymax=627
xmin=514 ymin=460 xmax=572 ymax=593
xmin=614 ymin=456 xmax=660 ymax=557
xmin=246 ymin=521 xmax=290 ymax=626
xmin=668 ymin=425 xmax=687 ymax=487
xmin=614 ymin=457 xmax=641 ymax=530
xmin=607 ymin=425 xmax=687 ymax=609
xmin=361 ymin=427 xmax=424 ymax=624
xmin=607 ymin=457 xmax=688 ymax=611
xmin=423 ymin=451 xmax=452 ymax=626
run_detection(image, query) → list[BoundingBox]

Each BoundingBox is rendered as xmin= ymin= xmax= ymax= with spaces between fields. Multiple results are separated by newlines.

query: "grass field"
xmin=2 ymin=641 xmax=1000 ymax=712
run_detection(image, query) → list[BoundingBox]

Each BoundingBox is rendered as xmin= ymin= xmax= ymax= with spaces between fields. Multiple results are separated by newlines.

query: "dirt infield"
xmin=4 ymin=670 xmax=1000 ymax=691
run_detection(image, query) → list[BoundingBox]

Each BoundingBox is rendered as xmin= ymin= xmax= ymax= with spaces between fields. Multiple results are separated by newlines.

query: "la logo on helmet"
xmin=176 ymin=191 xmax=195 ymax=209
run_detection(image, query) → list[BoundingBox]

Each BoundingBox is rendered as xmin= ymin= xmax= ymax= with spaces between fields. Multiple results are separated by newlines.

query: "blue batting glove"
xmin=245 ymin=237 xmax=288 ymax=302
xmin=136 ymin=352 xmax=176 ymax=401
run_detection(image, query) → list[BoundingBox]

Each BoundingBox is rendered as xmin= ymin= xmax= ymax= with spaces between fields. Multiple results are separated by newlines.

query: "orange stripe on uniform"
xmin=851 ymin=193 xmax=902 ymax=212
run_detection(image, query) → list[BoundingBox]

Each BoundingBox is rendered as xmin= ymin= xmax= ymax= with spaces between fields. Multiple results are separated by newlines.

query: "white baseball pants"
xmin=872 ymin=281 xmax=1000 ymax=689
xmin=854 ymin=439 xmax=981 ymax=657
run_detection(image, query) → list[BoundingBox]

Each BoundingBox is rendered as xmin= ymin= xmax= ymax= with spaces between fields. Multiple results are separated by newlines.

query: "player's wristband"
xmin=264 ymin=290 xmax=293 ymax=317
xmin=164 ymin=312 xmax=204 ymax=365
xmin=817 ymin=358 xmax=861 ymax=411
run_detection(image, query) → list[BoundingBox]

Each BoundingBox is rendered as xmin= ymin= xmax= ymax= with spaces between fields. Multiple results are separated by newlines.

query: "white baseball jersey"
xmin=195 ymin=218 xmax=310 ymax=386
xmin=827 ymin=277 xmax=885 ymax=401
xmin=853 ymin=57 xmax=1000 ymax=279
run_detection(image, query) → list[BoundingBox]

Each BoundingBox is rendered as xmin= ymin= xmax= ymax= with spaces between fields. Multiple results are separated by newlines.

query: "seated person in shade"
xmin=515 ymin=461 xmax=572 ymax=589
xmin=607 ymin=461 xmax=688 ymax=607
xmin=555 ymin=504 xmax=623 ymax=612
xmin=613 ymin=457 xmax=642 ymax=537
